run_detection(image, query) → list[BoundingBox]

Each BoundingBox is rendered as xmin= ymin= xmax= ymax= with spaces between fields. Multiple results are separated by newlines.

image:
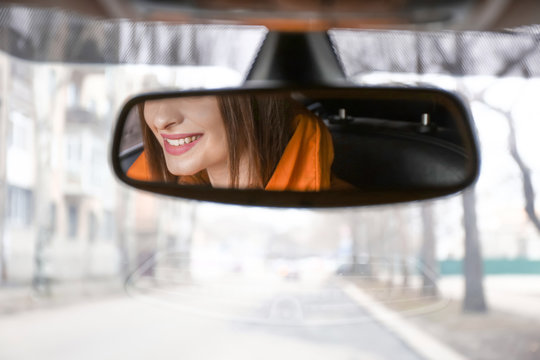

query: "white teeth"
xmin=165 ymin=135 xmax=200 ymax=146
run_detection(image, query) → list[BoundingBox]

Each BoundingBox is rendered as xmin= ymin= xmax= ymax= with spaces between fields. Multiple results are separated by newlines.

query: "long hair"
xmin=139 ymin=95 xmax=294 ymax=188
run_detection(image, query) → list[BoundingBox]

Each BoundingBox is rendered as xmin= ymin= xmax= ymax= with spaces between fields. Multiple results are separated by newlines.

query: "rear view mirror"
xmin=111 ymin=86 xmax=479 ymax=207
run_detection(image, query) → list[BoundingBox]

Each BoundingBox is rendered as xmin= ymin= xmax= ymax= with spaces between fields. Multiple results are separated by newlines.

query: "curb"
xmin=342 ymin=282 xmax=467 ymax=360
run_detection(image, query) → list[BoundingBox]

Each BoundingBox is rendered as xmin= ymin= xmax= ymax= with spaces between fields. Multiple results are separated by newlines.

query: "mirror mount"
xmin=245 ymin=31 xmax=347 ymax=86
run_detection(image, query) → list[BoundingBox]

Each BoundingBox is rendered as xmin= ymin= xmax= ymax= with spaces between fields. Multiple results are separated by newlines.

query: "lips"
xmin=161 ymin=133 xmax=203 ymax=156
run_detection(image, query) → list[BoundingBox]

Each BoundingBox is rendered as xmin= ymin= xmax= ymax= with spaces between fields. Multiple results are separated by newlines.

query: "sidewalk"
xmin=341 ymin=281 xmax=468 ymax=360
xmin=0 ymin=279 xmax=124 ymax=315
xmin=345 ymin=275 xmax=540 ymax=360
xmin=438 ymin=275 xmax=540 ymax=321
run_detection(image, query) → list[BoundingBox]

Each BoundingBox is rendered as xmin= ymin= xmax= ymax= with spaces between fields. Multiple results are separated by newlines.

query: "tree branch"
xmin=507 ymin=115 xmax=540 ymax=233
xmin=478 ymin=101 xmax=540 ymax=234
xmin=495 ymin=36 xmax=540 ymax=77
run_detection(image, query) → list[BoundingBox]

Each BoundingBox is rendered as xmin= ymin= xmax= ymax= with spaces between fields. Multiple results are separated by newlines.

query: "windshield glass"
xmin=1 ymin=6 xmax=539 ymax=360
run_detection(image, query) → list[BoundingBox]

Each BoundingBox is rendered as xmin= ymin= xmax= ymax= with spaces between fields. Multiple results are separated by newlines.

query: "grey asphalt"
xmin=0 ymin=282 xmax=424 ymax=360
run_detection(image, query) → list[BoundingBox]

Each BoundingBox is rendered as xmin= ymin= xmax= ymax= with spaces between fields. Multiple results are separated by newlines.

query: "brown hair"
xmin=138 ymin=95 xmax=295 ymax=188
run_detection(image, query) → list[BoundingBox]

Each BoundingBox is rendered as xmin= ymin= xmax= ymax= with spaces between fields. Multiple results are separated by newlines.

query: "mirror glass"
xmin=112 ymin=87 xmax=478 ymax=206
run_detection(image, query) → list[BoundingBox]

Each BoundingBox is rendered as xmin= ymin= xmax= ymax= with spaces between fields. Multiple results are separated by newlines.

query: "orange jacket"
xmin=264 ymin=113 xmax=333 ymax=191
xmin=127 ymin=113 xmax=334 ymax=191
xmin=127 ymin=150 xmax=151 ymax=182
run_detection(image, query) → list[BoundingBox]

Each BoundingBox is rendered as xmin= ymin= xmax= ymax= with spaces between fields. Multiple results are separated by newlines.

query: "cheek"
xmin=199 ymin=117 xmax=228 ymax=163
xmin=144 ymin=113 xmax=156 ymax=132
xmin=212 ymin=136 xmax=229 ymax=160
xmin=152 ymin=131 xmax=161 ymax=144
xmin=195 ymin=135 xmax=229 ymax=171
xmin=210 ymin=120 xmax=228 ymax=157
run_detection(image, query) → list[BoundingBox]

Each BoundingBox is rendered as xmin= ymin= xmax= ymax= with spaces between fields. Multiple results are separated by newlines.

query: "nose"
xmin=144 ymin=99 xmax=184 ymax=131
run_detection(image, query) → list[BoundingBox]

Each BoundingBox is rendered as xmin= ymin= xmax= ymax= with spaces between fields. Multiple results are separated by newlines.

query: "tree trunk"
xmin=0 ymin=62 xmax=7 ymax=283
xmin=0 ymin=187 xmax=5 ymax=283
xmin=396 ymin=210 xmax=410 ymax=288
xmin=507 ymin=115 xmax=540 ymax=233
xmin=479 ymin=101 xmax=540 ymax=235
xmin=33 ymin=91 xmax=52 ymax=295
xmin=184 ymin=202 xmax=198 ymax=275
xmin=348 ymin=212 xmax=361 ymax=275
xmin=0 ymin=154 xmax=6 ymax=283
xmin=116 ymin=188 xmax=131 ymax=278
xmin=421 ymin=202 xmax=438 ymax=297
xmin=462 ymin=187 xmax=487 ymax=312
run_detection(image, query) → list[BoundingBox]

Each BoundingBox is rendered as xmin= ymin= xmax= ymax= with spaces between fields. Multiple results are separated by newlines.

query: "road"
xmin=0 ymin=280 xmax=425 ymax=360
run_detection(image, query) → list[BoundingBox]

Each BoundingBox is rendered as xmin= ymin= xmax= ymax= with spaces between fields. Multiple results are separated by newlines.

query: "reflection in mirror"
xmin=114 ymin=88 xmax=478 ymax=202
xmin=120 ymin=94 xmax=338 ymax=191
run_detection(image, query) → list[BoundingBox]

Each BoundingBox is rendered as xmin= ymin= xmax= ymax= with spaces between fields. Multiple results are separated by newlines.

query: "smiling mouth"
xmin=164 ymin=134 xmax=202 ymax=147
xmin=161 ymin=133 xmax=203 ymax=156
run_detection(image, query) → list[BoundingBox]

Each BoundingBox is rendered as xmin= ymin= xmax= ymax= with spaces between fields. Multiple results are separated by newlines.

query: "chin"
xmin=166 ymin=164 xmax=200 ymax=177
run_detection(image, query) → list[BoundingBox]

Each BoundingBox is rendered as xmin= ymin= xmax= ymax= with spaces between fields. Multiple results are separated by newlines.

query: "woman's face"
xmin=143 ymin=96 xmax=229 ymax=181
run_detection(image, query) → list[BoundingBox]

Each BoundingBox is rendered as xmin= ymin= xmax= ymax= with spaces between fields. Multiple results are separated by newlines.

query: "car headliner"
xmin=5 ymin=0 xmax=540 ymax=31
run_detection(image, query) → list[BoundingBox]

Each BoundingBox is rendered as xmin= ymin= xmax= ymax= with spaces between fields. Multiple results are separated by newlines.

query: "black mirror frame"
xmin=110 ymin=85 xmax=480 ymax=208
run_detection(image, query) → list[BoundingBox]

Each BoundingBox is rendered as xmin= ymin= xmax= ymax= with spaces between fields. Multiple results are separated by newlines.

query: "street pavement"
xmin=438 ymin=275 xmax=540 ymax=321
xmin=4 ymin=274 xmax=536 ymax=360
xmin=0 ymin=280 xmax=429 ymax=360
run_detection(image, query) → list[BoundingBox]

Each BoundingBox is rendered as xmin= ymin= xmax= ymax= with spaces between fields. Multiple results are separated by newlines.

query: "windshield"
xmin=1 ymin=6 xmax=539 ymax=360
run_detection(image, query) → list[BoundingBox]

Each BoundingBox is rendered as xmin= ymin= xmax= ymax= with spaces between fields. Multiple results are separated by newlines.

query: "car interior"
xmin=1 ymin=1 xmax=540 ymax=360
xmin=117 ymin=87 xmax=475 ymax=194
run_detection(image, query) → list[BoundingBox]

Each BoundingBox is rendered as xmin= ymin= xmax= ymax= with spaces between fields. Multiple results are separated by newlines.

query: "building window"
xmin=48 ymin=202 xmax=57 ymax=234
xmin=7 ymin=111 xmax=31 ymax=150
xmin=67 ymin=83 xmax=79 ymax=107
xmin=90 ymin=143 xmax=105 ymax=188
xmin=67 ymin=204 xmax=79 ymax=239
xmin=88 ymin=212 xmax=97 ymax=243
xmin=65 ymin=136 xmax=82 ymax=177
xmin=10 ymin=61 xmax=31 ymax=82
xmin=102 ymin=210 xmax=114 ymax=240
xmin=6 ymin=185 xmax=33 ymax=226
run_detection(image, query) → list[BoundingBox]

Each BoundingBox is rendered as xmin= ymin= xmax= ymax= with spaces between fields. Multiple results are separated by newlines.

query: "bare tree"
xmin=0 ymin=69 xmax=6 ymax=283
xmin=421 ymin=202 xmax=438 ymax=297
xmin=462 ymin=186 xmax=487 ymax=312
xmin=507 ymin=114 xmax=540 ymax=233
xmin=454 ymin=34 xmax=540 ymax=311
xmin=347 ymin=209 xmax=370 ymax=276
xmin=396 ymin=209 xmax=410 ymax=288
xmin=32 ymin=66 xmax=54 ymax=295
xmin=472 ymin=85 xmax=540 ymax=235
xmin=493 ymin=40 xmax=540 ymax=234
xmin=415 ymin=31 xmax=485 ymax=308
